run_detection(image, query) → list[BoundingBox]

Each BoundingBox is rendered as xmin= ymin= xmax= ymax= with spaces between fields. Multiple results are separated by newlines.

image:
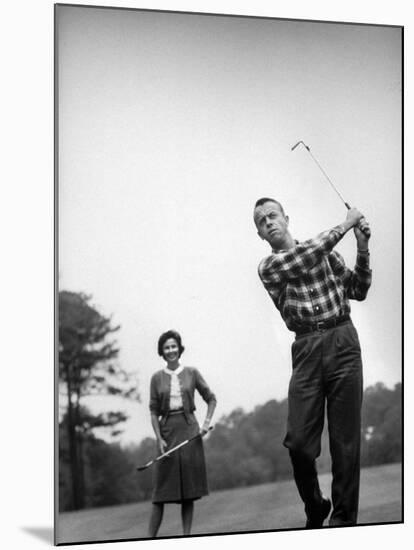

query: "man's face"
xmin=254 ymin=201 xmax=289 ymax=249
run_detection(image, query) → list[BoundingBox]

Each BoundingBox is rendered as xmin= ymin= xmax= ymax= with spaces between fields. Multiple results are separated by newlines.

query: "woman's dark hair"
xmin=157 ymin=329 xmax=185 ymax=358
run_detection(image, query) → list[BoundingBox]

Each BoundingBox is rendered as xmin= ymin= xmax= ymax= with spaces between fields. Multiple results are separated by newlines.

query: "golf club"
xmin=291 ymin=140 xmax=370 ymax=238
xmin=136 ymin=426 xmax=214 ymax=472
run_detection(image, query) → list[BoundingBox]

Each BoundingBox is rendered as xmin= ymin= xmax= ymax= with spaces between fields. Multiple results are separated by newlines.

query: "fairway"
xmin=57 ymin=463 xmax=402 ymax=544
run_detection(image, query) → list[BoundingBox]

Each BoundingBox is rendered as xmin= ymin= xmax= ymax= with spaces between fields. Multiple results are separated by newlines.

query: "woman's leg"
xmin=148 ymin=503 xmax=164 ymax=537
xmin=181 ymin=499 xmax=194 ymax=535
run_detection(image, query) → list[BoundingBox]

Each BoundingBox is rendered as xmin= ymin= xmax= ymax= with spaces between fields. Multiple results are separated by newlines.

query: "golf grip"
xmin=345 ymin=203 xmax=370 ymax=238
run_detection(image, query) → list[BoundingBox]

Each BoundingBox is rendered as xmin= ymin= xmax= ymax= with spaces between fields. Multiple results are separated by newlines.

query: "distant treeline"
xmin=59 ymin=381 xmax=401 ymax=511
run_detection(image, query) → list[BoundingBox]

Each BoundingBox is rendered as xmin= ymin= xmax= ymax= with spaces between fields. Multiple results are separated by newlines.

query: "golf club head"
xmin=291 ymin=140 xmax=310 ymax=151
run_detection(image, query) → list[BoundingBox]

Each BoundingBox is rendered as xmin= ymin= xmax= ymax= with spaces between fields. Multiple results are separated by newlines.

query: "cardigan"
xmin=149 ymin=366 xmax=216 ymax=422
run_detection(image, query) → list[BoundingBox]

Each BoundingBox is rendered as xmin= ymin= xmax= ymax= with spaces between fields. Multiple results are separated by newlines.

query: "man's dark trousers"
xmin=283 ymin=320 xmax=363 ymax=526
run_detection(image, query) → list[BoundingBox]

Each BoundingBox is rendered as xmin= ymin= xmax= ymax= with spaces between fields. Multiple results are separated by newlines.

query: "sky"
xmin=57 ymin=5 xmax=402 ymax=444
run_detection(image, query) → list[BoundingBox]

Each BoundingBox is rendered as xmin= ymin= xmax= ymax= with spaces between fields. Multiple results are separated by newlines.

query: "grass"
xmin=57 ymin=462 xmax=402 ymax=544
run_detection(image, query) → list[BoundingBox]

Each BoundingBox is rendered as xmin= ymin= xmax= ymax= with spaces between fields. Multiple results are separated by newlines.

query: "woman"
xmin=148 ymin=330 xmax=217 ymax=537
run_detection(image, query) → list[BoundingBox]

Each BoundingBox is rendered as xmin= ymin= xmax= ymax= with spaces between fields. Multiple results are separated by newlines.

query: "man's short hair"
xmin=254 ymin=197 xmax=285 ymax=216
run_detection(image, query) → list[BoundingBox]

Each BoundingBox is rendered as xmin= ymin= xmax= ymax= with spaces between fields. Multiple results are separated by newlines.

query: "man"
xmin=253 ymin=197 xmax=371 ymax=528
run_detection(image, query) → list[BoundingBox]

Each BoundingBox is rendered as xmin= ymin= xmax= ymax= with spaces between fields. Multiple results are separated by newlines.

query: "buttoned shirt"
xmin=257 ymin=226 xmax=372 ymax=332
xmin=163 ymin=365 xmax=184 ymax=410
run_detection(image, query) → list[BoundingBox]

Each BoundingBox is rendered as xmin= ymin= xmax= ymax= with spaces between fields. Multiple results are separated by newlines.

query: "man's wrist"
xmin=356 ymin=238 xmax=369 ymax=253
xmin=335 ymin=223 xmax=348 ymax=236
xmin=339 ymin=219 xmax=354 ymax=234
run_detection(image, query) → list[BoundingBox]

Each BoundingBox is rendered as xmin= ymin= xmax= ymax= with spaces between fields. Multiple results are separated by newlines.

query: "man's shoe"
xmin=305 ymin=497 xmax=331 ymax=529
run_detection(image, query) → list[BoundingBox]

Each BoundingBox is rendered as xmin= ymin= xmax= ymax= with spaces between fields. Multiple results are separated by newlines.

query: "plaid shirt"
xmin=258 ymin=226 xmax=372 ymax=332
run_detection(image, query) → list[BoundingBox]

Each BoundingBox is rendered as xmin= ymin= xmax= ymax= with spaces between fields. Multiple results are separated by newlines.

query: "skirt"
xmin=152 ymin=412 xmax=209 ymax=504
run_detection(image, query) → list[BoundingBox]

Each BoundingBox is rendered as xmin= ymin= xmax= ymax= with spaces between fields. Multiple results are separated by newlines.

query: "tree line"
xmin=59 ymin=383 xmax=401 ymax=511
xmin=58 ymin=291 xmax=401 ymax=511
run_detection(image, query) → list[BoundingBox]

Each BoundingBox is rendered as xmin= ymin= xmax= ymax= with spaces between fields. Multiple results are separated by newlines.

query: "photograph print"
xmin=55 ymin=3 xmax=403 ymax=545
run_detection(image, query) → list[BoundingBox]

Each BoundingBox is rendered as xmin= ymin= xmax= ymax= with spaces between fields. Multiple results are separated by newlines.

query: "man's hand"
xmin=354 ymin=217 xmax=371 ymax=250
xmin=345 ymin=207 xmax=364 ymax=229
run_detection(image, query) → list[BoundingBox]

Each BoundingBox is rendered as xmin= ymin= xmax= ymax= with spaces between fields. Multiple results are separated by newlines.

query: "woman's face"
xmin=162 ymin=338 xmax=180 ymax=362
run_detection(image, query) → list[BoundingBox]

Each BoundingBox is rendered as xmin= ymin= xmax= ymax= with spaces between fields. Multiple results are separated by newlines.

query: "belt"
xmin=167 ymin=409 xmax=185 ymax=416
xmin=294 ymin=314 xmax=350 ymax=336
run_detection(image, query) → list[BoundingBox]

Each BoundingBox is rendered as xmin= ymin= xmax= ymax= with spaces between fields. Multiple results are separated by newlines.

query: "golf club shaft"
xmin=136 ymin=426 xmax=213 ymax=471
xmin=291 ymin=141 xmax=370 ymax=237
xmin=306 ymin=148 xmax=350 ymax=209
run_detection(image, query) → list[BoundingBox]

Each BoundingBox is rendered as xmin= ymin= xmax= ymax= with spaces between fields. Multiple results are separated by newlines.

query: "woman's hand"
xmin=200 ymin=419 xmax=211 ymax=435
xmin=157 ymin=437 xmax=168 ymax=454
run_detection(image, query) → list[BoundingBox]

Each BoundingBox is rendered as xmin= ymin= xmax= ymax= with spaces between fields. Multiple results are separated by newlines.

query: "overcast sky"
xmin=57 ymin=5 xmax=402 ymax=444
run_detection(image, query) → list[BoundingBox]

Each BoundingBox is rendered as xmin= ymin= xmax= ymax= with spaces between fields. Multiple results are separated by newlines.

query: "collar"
xmin=273 ymin=239 xmax=299 ymax=254
xmin=163 ymin=365 xmax=184 ymax=376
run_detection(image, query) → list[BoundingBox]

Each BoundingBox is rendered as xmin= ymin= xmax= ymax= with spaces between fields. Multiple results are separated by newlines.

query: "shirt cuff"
xmin=332 ymin=224 xmax=346 ymax=237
